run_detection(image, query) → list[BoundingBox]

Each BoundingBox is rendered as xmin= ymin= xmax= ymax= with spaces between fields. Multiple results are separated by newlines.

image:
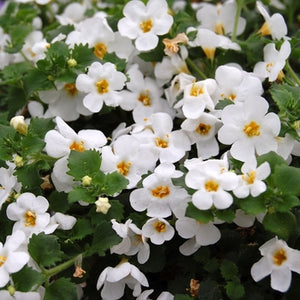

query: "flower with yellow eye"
xmin=251 ymin=237 xmax=300 ymax=292
xmin=117 ymin=0 xmax=173 ymax=51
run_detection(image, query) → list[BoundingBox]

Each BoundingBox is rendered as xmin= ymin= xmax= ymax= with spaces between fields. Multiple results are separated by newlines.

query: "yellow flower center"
xmin=153 ymin=221 xmax=166 ymax=233
xmin=204 ymin=179 xmax=219 ymax=192
xmin=151 ymin=185 xmax=170 ymax=198
xmin=266 ymin=62 xmax=274 ymax=72
xmin=96 ymin=79 xmax=109 ymax=94
xmin=69 ymin=141 xmax=85 ymax=152
xmin=273 ymin=248 xmax=287 ymax=266
xmin=155 ymin=137 xmax=169 ymax=148
xmin=117 ymin=161 xmax=132 ymax=176
xmin=190 ymin=83 xmax=204 ymax=97
xmin=203 ymin=48 xmax=216 ymax=61
xmin=140 ymin=19 xmax=153 ymax=33
xmin=138 ymin=90 xmax=151 ymax=106
xmin=196 ymin=123 xmax=211 ymax=135
xmin=0 ymin=256 xmax=7 ymax=267
xmin=214 ymin=23 xmax=225 ymax=35
xmin=242 ymin=171 xmax=256 ymax=185
xmin=94 ymin=42 xmax=107 ymax=59
xmin=221 ymin=93 xmax=236 ymax=101
xmin=258 ymin=22 xmax=271 ymax=36
xmin=243 ymin=121 xmax=261 ymax=137
xmin=24 ymin=210 xmax=36 ymax=227
xmin=64 ymin=83 xmax=78 ymax=96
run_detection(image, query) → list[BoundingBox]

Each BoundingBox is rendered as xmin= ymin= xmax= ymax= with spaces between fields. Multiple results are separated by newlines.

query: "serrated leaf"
xmin=21 ymin=136 xmax=45 ymax=156
xmin=215 ymin=99 xmax=234 ymax=110
xmin=72 ymin=43 xmax=100 ymax=70
xmin=6 ymin=24 xmax=33 ymax=53
xmin=102 ymin=52 xmax=126 ymax=72
xmin=28 ymin=233 xmax=63 ymax=267
xmin=68 ymin=186 xmax=95 ymax=204
xmin=48 ymin=191 xmax=70 ymax=213
xmin=273 ymin=195 xmax=300 ymax=212
xmin=235 ymin=194 xmax=266 ymax=215
xmin=138 ymin=39 xmax=165 ymax=62
xmin=91 ymin=220 xmax=121 ymax=256
xmin=12 ymin=266 xmax=45 ymax=292
xmin=214 ymin=208 xmax=235 ymax=223
xmin=257 ymin=151 xmax=287 ymax=174
xmin=67 ymin=150 xmax=101 ymax=180
xmin=28 ymin=117 xmax=55 ymax=138
xmin=273 ymin=164 xmax=300 ymax=196
xmin=46 ymin=41 xmax=70 ymax=64
xmin=263 ymin=211 xmax=296 ymax=240
xmin=185 ymin=202 xmax=214 ymax=223
xmin=70 ymin=218 xmax=94 ymax=240
xmin=45 ymin=24 xmax=74 ymax=42
xmin=225 ymin=280 xmax=245 ymax=300
xmin=97 ymin=171 xmax=129 ymax=196
xmin=220 ymin=259 xmax=239 ymax=281
xmin=44 ymin=277 xmax=77 ymax=300
xmin=1 ymin=62 xmax=32 ymax=84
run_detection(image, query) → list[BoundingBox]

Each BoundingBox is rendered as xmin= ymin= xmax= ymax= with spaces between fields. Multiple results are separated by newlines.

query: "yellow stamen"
xmin=155 ymin=137 xmax=169 ymax=148
xmin=151 ymin=186 xmax=170 ymax=198
xmin=24 ymin=210 xmax=36 ymax=227
xmin=242 ymin=170 xmax=256 ymax=185
xmin=214 ymin=23 xmax=225 ymax=35
xmin=96 ymin=79 xmax=109 ymax=94
xmin=138 ymin=90 xmax=151 ymax=106
xmin=190 ymin=83 xmax=204 ymax=97
xmin=243 ymin=121 xmax=261 ymax=137
xmin=196 ymin=123 xmax=211 ymax=135
xmin=205 ymin=180 xmax=219 ymax=192
xmin=266 ymin=62 xmax=274 ymax=72
xmin=153 ymin=221 xmax=166 ymax=233
xmin=203 ymin=48 xmax=216 ymax=60
xmin=69 ymin=141 xmax=85 ymax=152
xmin=140 ymin=19 xmax=153 ymax=33
xmin=258 ymin=22 xmax=271 ymax=36
xmin=94 ymin=42 xmax=107 ymax=59
xmin=277 ymin=70 xmax=285 ymax=81
xmin=117 ymin=161 xmax=132 ymax=176
xmin=64 ymin=83 xmax=78 ymax=96
xmin=0 ymin=256 xmax=7 ymax=267
xmin=273 ymin=248 xmax=287 ymax=266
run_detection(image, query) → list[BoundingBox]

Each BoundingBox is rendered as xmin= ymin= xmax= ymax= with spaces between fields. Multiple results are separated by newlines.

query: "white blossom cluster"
xmin=1 ymin=0 xmax=300 ymax=299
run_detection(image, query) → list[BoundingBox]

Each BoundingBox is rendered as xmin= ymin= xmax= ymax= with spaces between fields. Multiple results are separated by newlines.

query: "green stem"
xmin=232 ymin=0 xmax=243 ymax=42
xmin=186 ymin=57 xmax=207 ymax=80
xmin=285 ymin=60 xmax=300 ymax=86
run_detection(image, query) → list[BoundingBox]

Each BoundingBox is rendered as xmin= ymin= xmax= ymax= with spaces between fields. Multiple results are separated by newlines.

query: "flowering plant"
xmin=0 ymin=0 xmax=300 ymax=299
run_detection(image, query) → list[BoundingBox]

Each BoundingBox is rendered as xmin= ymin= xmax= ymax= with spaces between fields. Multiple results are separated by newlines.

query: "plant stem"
xmin=186 ymin=57 xmax=207 ymax=80
xmin=232 ymin=0 xmax=243 ymax=42
xmin=285 ymin=60 xmax=300 ymax=86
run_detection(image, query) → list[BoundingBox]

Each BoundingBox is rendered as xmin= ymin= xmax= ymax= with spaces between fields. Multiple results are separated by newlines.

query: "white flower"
xmin=251 ymin=237 xmax=300 ymax=292
xmin=0 ymin=290 xmax=41 ymax=300
xmin=117 ymin=0 xmax=173 ymax=51
xmin=196 ymin=0 xmax=246 ymax=36
xmin=6 ymin=192 xmax=57 ymax=237
xmin=96 ymin=259 xmax=149 ymax=300
xmin=185 ymin=158 xmax=239 ymax=210
xmin=218 ymin=97 xmax=281 ymax=164
xmin=49 ymin=212 xmax=77 ymax=230
xmin=176 ymin=217 xmax=221 ymax=256
xmin=95 ymin=197 xmax=111 ymax=214
xmin=76 ymin=61 xmax=126 ymax=113
xmin=111 ymin=219 xmax=150 ymax=264
xmin=142 ymin=217 xmax=175 ymax=245
xmin=233 ymin=161 xmax=271 ymax=198
xmin=253 ymin=41 xmax=291 ymax=82
xmin=0 ymin=231 xmax=29 ymax=288
xmin=10 ymin=116 xmax=28 ymax=135
xmin=256 ymin=1 xmax=287 ymax=40
xmin=130 ymin=163 xmax=189 ymax=218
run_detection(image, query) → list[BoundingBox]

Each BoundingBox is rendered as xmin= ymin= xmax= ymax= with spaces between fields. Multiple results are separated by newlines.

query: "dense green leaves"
xmin=186 ymin=202 xmax=214 ymax=223
xmin=44 ymin=277 xmax=77 ymax=300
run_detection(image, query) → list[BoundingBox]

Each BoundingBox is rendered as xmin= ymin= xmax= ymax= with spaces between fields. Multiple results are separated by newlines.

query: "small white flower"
xmin=10 ymin=116 xmax=28 ymax=135
xmin=142 ymin=217 xmax=175 ymax=245
xmin=95 ymin=197 xmax=111 ymax=214
xmin=50 ymin=212 xmax=77 ymax=230
xmin=117 ymin=0 xmax=173 ymax=51
xmin=76 ymin=61 xmax=126 ymax=113
xmin=96 ymin=259 xmax=149 ymax=300
xmin=251 ymin=237 xmax=300 ymax=292
xmin=0 ymin=231 xmax=29 ymax=288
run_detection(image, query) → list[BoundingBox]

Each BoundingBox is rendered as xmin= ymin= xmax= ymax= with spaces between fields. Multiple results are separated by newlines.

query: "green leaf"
xmin=70 ymin=218 xmax=94 ymax=241
xmin=21 ymin=136 xmax=45 ymax=156
xmin=28 ymin=117 xmax=55 ymax=138
xmin=1 ymin=62 xmax=32 ymax=84
xmin=44 ymin=277 xmax=77 ymax=300
xmin=215 ymin=99 xmax=234 ymax=110
xmin=12 ymin=266 xmax=45 ymax=292
xmin=102 ymin=52 xmax=126 ymax=72
xmin=273 ymin=164 xmax=300 ymax=196
xmin=91 ymin=220 xmax=121 ymax=256
xmin=72 ymin=43 xmax=100 ymax=71
xmin=48 ymin=191 xmax=70 ymax=213
xmin=185 ymin=202 xmax=214 ymax=223
xmin=67 ymin=150 xmax=102 ymax=180
xmin=225 ymin=280 xmax=245 ymax=300
xmin=45 ymin=24 xmax=74 ymax=43
xmin=257 ymin=151 xmax=287 ymax=173
xmin=138 ymin=39 xmax=165 ymax=62
xmin=214 ymin=208 xmax=236 ymax=223
xmin=23 ymin=68 xmax=54 ymax=97
xmin=263 ymin=211 xmax=297 ymax=240
xmin=46 ymin=41 xmax=70 ymax=65
xmin=235 ymin=195 xmax=266 ymax=216
xmin=273 ymin=195 xmax=300 ymax=212
xmin=97 ymin=171 xmax=129 ymax=196
xmin=204 ymin=257 xmax=219 ymax=273
xmin=6 ymin=24 xmax=33 ymax=53
xmin=28 ymin=233 xmax=63 ymax=267
xmin=174 ymin=295 xmax=193 ymax=300
xmin=68 ymin=186 xmax=95 ymax=204
xmin=197 ymin=279 xmax=222 ymax=300
xmin=220 ymin=259 xmax=239 ymax=281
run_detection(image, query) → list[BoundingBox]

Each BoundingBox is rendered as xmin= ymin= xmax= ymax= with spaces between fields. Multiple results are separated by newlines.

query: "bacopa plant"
xmin=0 ymin=0 xmax=300 ymax=299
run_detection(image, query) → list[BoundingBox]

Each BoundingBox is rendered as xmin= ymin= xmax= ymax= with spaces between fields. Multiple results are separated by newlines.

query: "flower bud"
xmin=68 ymin=58 xmax=77 ymax=67
xmin=82 ymin=175 xmax=92 ymax=186
xmin=14 ymin=155 xmax=24 ymax=168
xmin=95 ymin=197 xmax=111 ymax=214
xmin=10 ymin=116 xmax=27 ymax=135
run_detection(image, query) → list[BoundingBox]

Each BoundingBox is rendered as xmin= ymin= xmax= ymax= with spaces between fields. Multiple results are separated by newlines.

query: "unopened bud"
xmin=82 ymin=175 xmax=92 ymax=186
xmin=10 ymin=116 xmax=27 ymax=135
xmin=95 ymin=197 xmax=111 ymax=214
xmin=14 ymin=155 xmax=24 ymax=168
xmin=68 ymin=58 xmax=77 ymax=67
xmin=8 ymin=285 xmax=15 ymax=296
